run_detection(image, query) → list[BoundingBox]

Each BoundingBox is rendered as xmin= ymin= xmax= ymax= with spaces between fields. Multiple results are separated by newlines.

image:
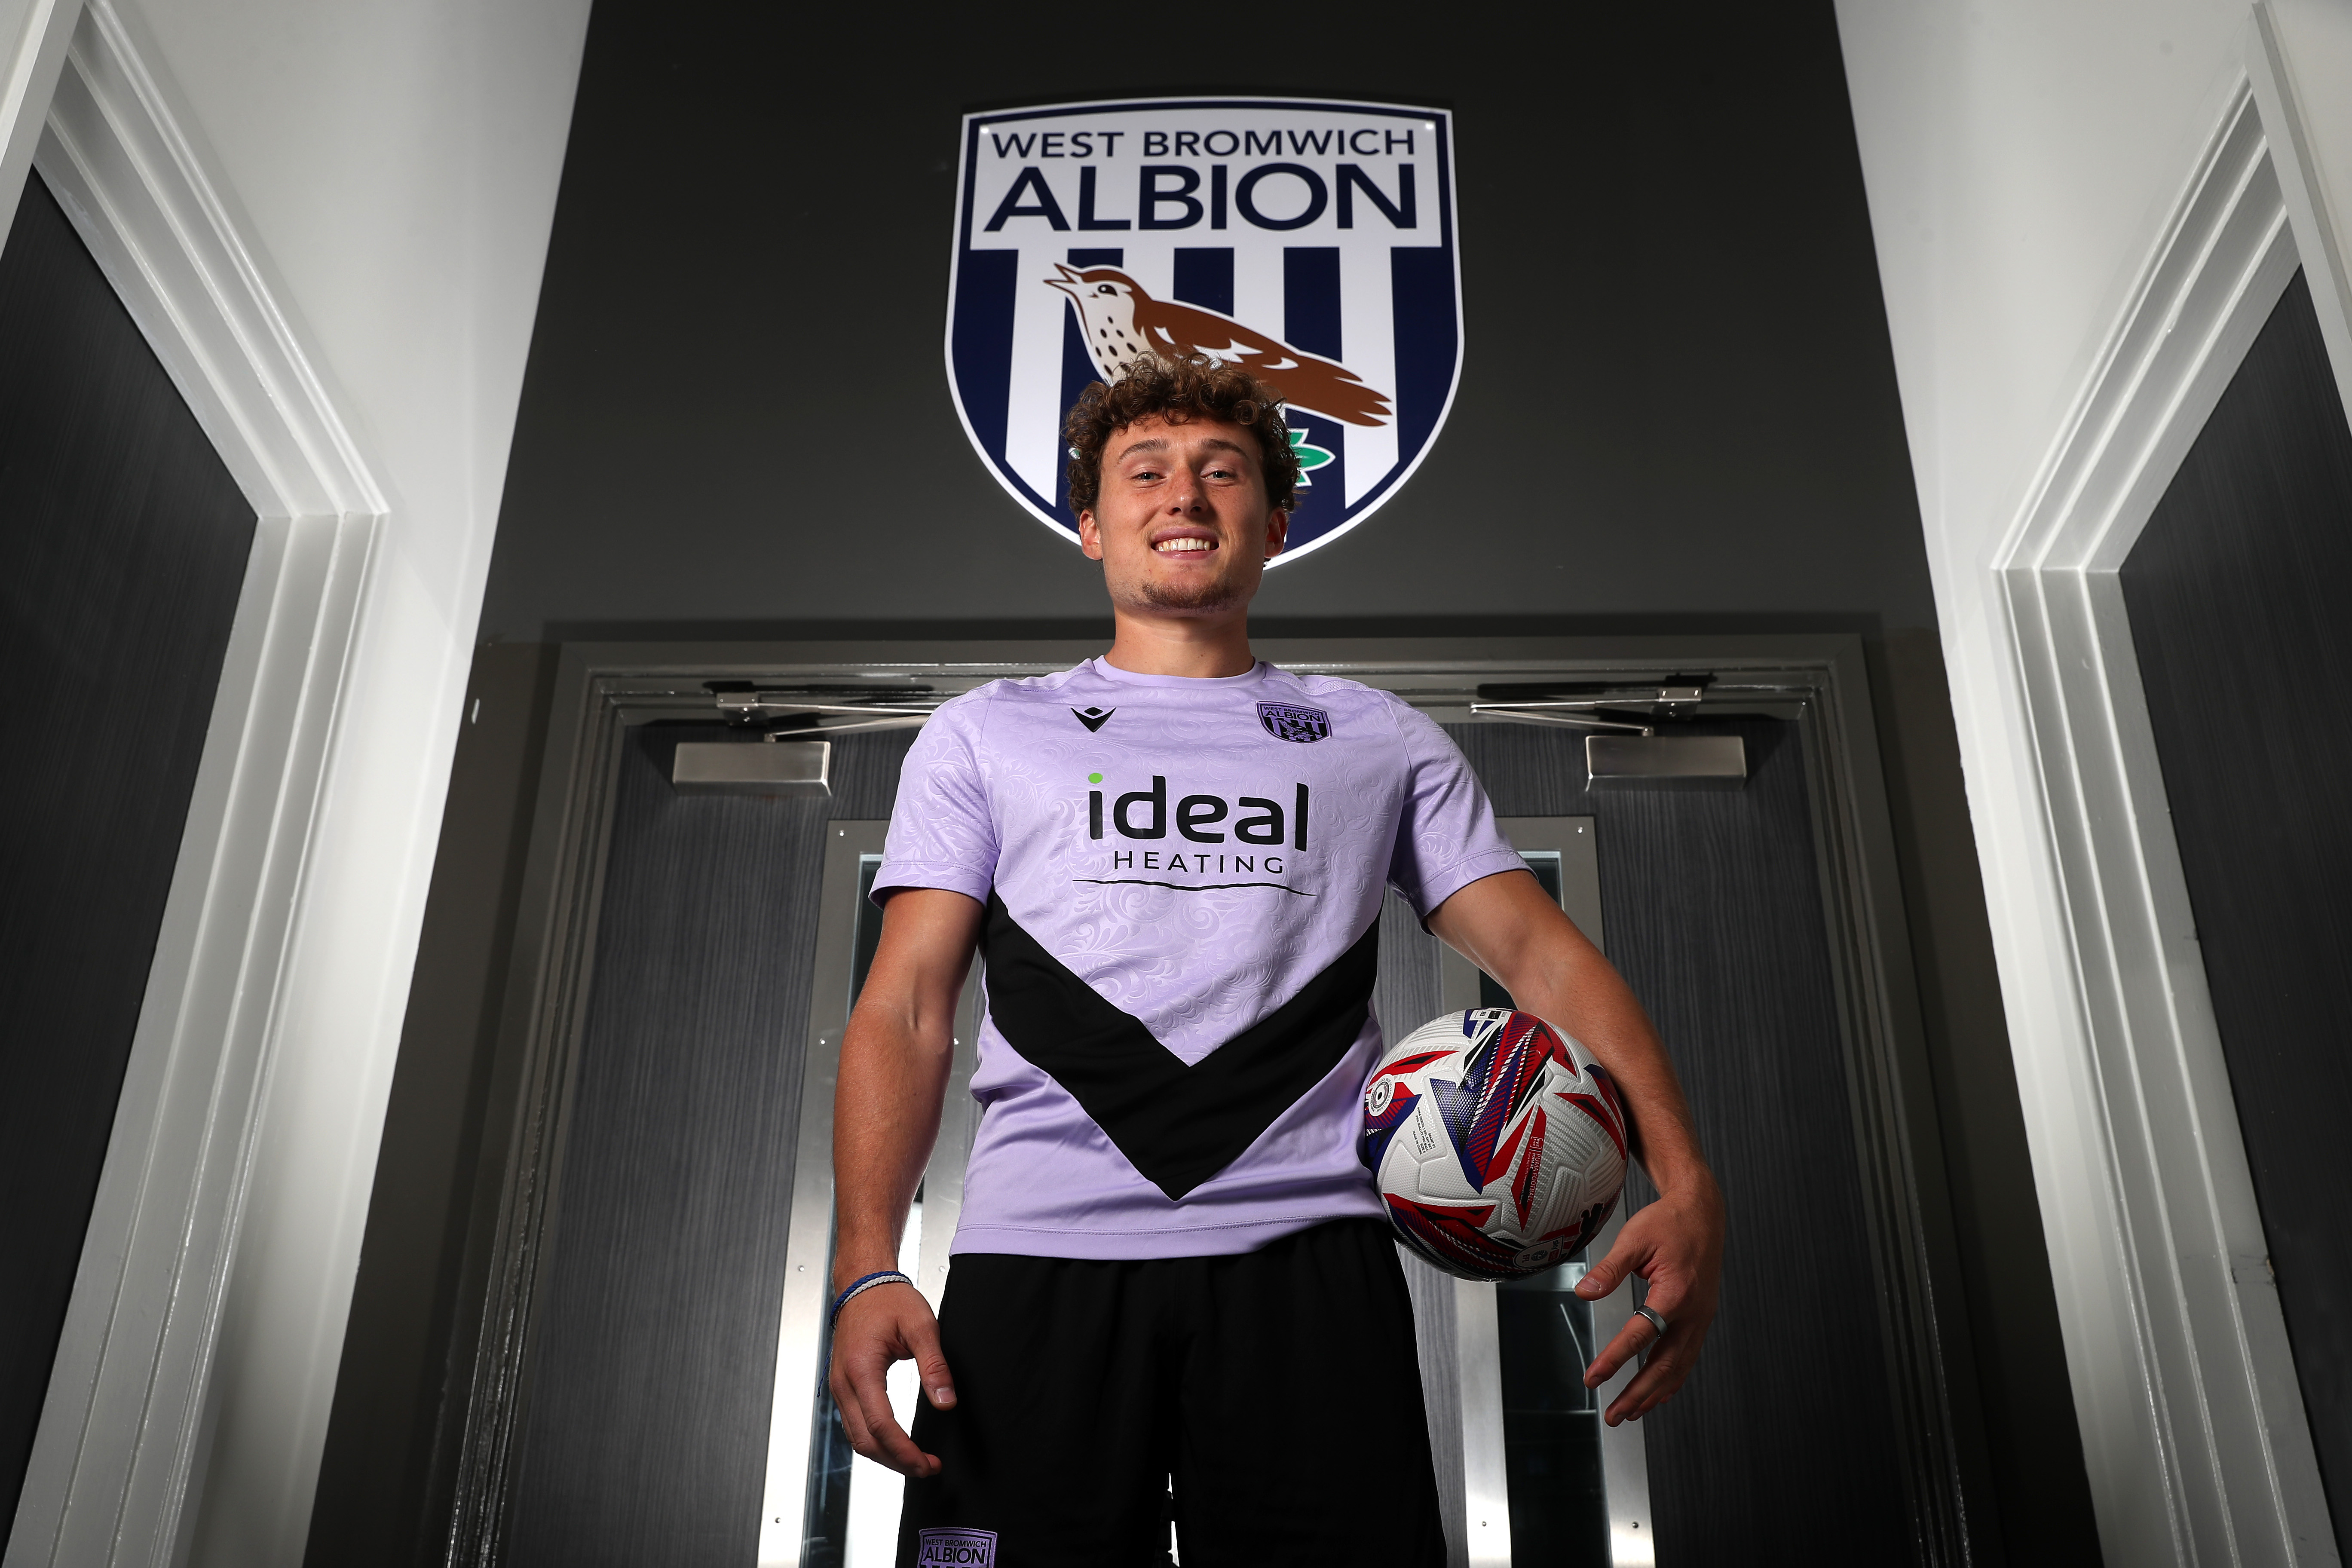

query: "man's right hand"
xmin=827 ymin=1282 xmax=958 ymax=1479
xmin=827 ymin=887 xmax=980 ymax=1479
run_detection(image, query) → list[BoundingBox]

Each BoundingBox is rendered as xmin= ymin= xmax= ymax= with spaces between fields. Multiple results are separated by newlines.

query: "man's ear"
xmin=1264 ymin=508 xmax=1289 ymax=559
xmin=1078 ymin=509 xmax=1105 ymax=561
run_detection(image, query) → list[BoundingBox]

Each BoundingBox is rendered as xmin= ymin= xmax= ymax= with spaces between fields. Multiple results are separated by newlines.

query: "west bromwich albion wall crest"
xmin=946 ymin=97 xmax=1462 ymax=565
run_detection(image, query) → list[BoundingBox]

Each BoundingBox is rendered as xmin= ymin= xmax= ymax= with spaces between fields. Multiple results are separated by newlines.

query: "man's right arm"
xmin=827 ymin=886 xmax=984 ymax=1479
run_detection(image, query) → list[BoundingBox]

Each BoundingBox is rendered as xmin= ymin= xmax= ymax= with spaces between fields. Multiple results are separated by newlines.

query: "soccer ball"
xmin=1362 ymin=1008 xmax=1630 ymax=1280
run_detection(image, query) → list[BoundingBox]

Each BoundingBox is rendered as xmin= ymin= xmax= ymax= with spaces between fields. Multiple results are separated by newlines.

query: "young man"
xmin=830 ymin=356 xmax=1724 ymax=1567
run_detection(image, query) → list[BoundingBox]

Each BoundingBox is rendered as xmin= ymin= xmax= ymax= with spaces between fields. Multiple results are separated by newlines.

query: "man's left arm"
xmin=1426 ymin=867 xmax=1725 ymax=1426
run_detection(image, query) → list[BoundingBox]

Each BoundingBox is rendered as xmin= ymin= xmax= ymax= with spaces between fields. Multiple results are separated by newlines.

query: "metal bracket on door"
xmin=710 ymin=683 xmax=944 ymax=738
xmin=1468 ymin=683 xmax=1707 ymax=736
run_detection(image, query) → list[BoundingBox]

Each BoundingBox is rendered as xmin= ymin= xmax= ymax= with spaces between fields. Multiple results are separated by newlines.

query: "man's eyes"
xmin=1121 ymin=464 xmax=1240 ymax=482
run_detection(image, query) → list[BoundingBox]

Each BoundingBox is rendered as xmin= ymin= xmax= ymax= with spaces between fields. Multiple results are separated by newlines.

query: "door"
xmin=761 ymin=814 xmax=1636 ymax=1568
xmin=462 ymin=651 xmax=1967 ymax=1567
xmin=1369 ymin=817 xmax=1644 ymax=1568
xmin=2119 ymin=268 xmax=2352 ymax=1557
xmin=492 ymin=725 xmax=920 ymax=1567
xmin=760 ymin=820 xmax=984 ymax=1568
xmin=0 ymin=173 xmax=257 ymax=1525
xmin=1440 ymin=717 xmax=1913 ymax=1564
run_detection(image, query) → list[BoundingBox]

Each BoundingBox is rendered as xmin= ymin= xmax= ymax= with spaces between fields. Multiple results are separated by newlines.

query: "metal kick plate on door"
xmin=672 ymin=739 xmax=832 ymax=796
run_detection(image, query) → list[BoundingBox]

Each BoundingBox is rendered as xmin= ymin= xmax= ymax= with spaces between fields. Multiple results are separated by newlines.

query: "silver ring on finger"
xmin=1633 ymin=1303 xmax=1669 ymax=1338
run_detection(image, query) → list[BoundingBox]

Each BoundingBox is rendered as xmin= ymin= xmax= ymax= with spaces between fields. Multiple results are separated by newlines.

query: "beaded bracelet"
xmin=830 ymin=1269 xmax=914 ymax=1326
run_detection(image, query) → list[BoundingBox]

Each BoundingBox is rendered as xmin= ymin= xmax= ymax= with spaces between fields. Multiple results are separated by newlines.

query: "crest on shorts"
xmin=946 ymin=97 xmax=1463 ymax=566
xmin=1259 ymin=702 xmax=1332 ymax=743
xmin=915 ymin=1528 xmax=998 ymax=1566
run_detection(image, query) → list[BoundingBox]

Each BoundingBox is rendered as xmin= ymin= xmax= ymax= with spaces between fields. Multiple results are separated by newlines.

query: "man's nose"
xmin=1167 ymin=476 xmax=1206 ymax=514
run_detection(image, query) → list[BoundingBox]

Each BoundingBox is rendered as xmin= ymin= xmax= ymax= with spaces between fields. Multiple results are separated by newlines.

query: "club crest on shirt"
xmin=916 ymin=1528 xmax=998 ymax=1566
xmin=946 ymin=97 xmax=1463 ymax=565
xmin=1258 ymin=701 xmax=1331 ymax=743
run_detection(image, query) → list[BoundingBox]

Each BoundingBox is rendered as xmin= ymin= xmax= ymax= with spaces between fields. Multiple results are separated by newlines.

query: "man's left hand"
xmin=1575 ymin=1172 xmax=1725 ymax=1425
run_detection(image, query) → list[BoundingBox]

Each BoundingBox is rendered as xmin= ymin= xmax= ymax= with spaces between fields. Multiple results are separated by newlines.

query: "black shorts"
xmin=896 ymin=1217 xmax=1447 ymax=1568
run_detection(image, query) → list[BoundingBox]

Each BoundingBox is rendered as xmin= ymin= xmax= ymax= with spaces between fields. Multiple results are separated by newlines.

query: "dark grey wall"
xmin=476 ymin=14 xmax=1936 ymax=644
xmin=307 ymin=4 xmax=2101 ymax=1564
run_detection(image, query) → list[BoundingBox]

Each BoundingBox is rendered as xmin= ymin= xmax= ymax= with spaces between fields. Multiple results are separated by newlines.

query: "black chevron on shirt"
xmin=980 ymin=892 xmax=1380 ymax=1201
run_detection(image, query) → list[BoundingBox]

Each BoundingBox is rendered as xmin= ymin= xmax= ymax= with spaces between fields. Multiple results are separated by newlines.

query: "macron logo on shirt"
xmin=1070 ymin=705 xmax=1116 ymax=732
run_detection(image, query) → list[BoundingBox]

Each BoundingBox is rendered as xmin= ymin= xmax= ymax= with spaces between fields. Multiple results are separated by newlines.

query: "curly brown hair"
xmin=1063 ymin=355 xmax=1298 ymax=519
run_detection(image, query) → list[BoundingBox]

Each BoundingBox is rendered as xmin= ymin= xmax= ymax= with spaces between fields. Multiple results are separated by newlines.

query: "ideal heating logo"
xmin=1078 ymin=777 xmax=1314 ymax=889
xmin=1087 ymin=777 xmax=1310 ymax=849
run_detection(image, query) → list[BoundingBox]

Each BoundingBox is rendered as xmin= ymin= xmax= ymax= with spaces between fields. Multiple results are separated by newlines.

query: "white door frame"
xmin=1 ymin=3 xmax=389 ymax=1565
xmin=1988 ymin=14 xmax=2349 ymax=1563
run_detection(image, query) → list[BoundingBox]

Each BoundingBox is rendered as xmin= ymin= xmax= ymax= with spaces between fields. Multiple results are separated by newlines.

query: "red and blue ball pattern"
xmin=1361 ymin=1008 xmax=1629 ymax=1280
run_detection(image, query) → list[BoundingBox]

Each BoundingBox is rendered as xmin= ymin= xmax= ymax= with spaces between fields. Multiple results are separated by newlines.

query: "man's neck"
xmin=1101 ymin=608 xmax=1256 ymax=679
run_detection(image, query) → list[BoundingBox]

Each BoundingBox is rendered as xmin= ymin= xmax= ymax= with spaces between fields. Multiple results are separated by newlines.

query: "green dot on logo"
xmin=1087 ymin=772 xmax=1103 ymax=784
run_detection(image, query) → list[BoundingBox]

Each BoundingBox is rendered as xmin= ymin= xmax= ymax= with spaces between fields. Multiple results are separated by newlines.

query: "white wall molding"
xmin=5 ymin=3 xmax=386 ymax=1564
xmin=2250 ymin=3 xmax=2352 ymax=426
xmin=1991 ymin=75 xmax=2340 ymax=1568
xmin=34 ymin=0 xmax=383 ymax=521
xmin=0 ymin=0 xmax=76 ymax=243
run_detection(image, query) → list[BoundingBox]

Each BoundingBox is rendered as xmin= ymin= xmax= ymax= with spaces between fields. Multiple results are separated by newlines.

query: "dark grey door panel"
xmin=500 ymin=729 xmax=914 ymax=1568
xmin=0 ymin=175 xmax=256 ymax=1527
xmin=1450 ymin=718 xmax=1909 ymax=1565
xmin=2121 ymin=269 xmax=2352 ymax=1558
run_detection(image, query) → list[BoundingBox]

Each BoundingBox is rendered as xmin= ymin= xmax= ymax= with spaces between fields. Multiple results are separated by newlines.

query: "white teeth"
xmin=1155 ymin=537 xmax=1213 ymax=553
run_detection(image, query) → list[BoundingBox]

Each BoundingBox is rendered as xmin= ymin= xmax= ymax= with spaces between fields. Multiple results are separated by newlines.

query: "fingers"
xmin=1604 ymin=1320 xmax=1705 ymax=1426
xmin=1583 ymin=1267 xmax=1687 ymax=1377
xmin=1583 ymin=1284 xmax=1709 ymax=1426
xmin=1574 ymin=1217 xmax=1653 ymax=1302
xmin=836 ymin=1349 xmax=937 ymax=1478
xmin=1581 ymin=1308 xmax=1656 ymax=1390
xmin=1573 ymin=1224 xmax=1658 ymax=1388
xmin=828 ymin=1295 xmax=946 ymax=1479
xmin=906 ymin=1309 xmax=958 ymax=1411
xmin=1573 ymin=1246 xmax=1625 ymax=1301
xmin=1571 ymin=1185 xmax=1725 ymax=1423
xmin=828 ymin=1360 xmax=883 ymax=1455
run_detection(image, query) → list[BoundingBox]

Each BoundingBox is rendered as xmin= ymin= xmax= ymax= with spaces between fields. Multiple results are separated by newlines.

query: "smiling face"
xmin=1077 ymin=415 xmax=1288 ymax=617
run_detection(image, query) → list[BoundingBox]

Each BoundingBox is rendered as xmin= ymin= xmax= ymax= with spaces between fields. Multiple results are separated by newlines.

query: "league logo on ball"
xmin=946 ymin=97 xmax=1464 ymax=564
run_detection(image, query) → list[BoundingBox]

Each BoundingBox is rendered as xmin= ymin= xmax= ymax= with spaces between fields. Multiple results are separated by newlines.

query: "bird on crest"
xmin=1046 ymin=262 xmax=1393 ymax=427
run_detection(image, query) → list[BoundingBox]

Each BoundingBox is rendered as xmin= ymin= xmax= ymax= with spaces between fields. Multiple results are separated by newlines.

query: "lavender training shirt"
xmin=873 ymin=658 xmax=1523 ymax=1259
